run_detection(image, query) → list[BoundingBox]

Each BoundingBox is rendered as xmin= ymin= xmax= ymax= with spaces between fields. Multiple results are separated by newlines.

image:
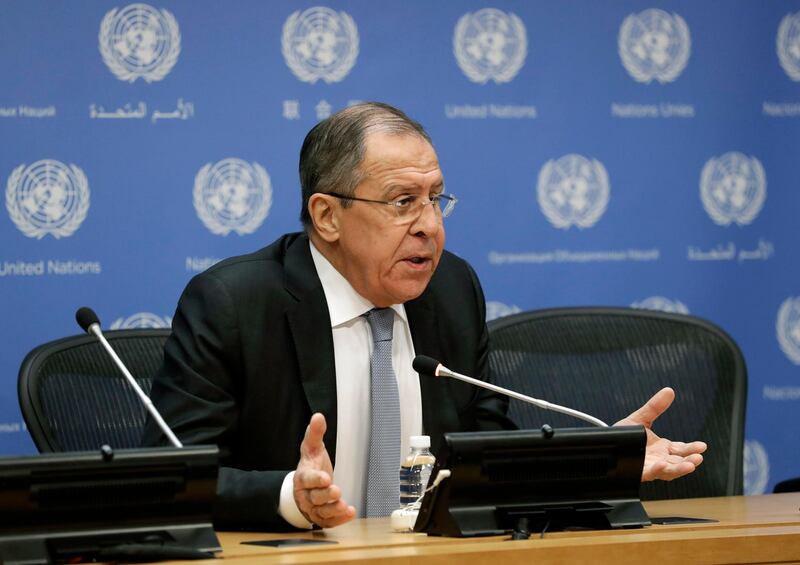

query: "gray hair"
xmin=299 ymin=102 xmax=432 ymax=230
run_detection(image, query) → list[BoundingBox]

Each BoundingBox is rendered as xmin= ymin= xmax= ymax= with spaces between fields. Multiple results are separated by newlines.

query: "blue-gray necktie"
xmin=363 ymin=308 xmax=401 ymax=517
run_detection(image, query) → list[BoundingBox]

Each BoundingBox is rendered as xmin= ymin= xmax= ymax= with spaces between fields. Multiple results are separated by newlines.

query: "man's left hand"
xmin=615 ymin=387 xmax=708 ymax=482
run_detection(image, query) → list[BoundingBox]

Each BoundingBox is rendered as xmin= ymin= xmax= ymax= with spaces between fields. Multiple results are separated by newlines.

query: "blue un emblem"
xmin=777 ymin=11 xmax=800 ymax=81
xmin=743 ymin=440 xmax=769 ymax=495
xmin=110 ymin=312 xmax=172 ymax=329
xmin=193 ymin=158 xmax=272 ymax=236
xmin=631 ymin=297 xmax=690 ymax=315
xmin=537 ymin=154 xmax=610 ymax=230
xmin=618 ymin=8 xmax=690 ymax=84
xmin=6 ymin=159 xmax=90 ymax=239
xmin=453 ymin=8 xmax=527 ymax=84
xmin=700 ymin=152 xmax=766 ymax=227
xmin=777 ymin=297 xmax=800 ymax=365
xmin=282 ymin=7 xmax=359 ymax=84
xmin=99 ymin=3 xmax=181 ymax=83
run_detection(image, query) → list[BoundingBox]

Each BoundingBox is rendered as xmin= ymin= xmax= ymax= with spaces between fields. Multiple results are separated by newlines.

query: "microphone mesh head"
xmin=75 ymin=307 xmax=100 ymax=333
xmin=412 ymin=355 xmax=440 ymax=376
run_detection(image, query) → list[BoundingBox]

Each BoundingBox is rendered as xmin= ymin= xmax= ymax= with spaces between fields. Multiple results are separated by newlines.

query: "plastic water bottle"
xmin=399 ymin=435 xmax=436 ymax=506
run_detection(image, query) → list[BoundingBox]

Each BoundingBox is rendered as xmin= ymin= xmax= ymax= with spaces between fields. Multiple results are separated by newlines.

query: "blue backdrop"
xmin=2 ymin=1 xmax=798 ymax=496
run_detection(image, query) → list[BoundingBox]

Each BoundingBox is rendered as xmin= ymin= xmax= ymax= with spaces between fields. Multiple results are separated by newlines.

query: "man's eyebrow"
xmin=381 ymin=183 xmax=420 ymax=197
xmin=381 ymin=176 xmax=444 ymax=200
xmin=382 ymin=179 xmax=445 ymax=197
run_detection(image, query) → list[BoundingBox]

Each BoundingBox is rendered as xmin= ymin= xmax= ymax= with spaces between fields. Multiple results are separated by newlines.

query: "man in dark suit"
xmin=144 ymin=102 xmax=706 ymax=531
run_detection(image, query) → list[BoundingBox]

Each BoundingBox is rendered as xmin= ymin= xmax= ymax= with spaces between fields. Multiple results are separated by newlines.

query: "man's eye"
xmin=395 ymin=196 xmax=416 ymax=208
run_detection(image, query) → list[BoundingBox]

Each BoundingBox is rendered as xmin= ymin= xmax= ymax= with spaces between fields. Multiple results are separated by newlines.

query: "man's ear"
xmin=308 ymin=193 xmax=340 ymax=242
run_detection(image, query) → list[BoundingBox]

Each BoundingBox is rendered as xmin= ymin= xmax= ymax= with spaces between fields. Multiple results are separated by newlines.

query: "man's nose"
xmin=410 ymin=201 xmax=442 ymax=237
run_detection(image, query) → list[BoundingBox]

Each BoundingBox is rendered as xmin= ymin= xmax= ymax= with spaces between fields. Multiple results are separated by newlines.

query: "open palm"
xmin=615 ymin=387 xmax=707 ymax=482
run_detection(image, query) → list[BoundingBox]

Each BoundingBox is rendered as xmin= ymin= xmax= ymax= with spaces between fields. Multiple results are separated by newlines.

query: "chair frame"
xmin=488 ymin=306 xmax=747 ymax=497
xmin=18 ymin=328 xmax=171 ymax=452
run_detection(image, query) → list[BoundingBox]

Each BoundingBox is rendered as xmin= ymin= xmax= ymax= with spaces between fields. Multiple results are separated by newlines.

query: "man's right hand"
xmin=293 ymin=413 xmax=356 ymax=528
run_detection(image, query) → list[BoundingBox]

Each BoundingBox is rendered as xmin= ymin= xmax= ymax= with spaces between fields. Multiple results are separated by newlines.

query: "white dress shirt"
xmin=278 ymin=241 xmax=423 ymax=527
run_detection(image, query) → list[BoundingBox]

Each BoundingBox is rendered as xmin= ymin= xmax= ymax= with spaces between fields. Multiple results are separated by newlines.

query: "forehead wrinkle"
xmin=360 ymin=156 xmax=440 ymax=177
xmin=360 ymin=132 xmax=438 ymax=169
xmin=358 ymin=132 xmax=442 ymax=197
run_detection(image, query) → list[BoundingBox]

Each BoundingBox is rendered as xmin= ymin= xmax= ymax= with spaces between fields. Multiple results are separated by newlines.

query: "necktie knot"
xmin=364 ymin=308 xmax=394 ymax=343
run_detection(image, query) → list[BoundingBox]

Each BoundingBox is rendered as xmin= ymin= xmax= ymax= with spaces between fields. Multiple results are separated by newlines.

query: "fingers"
xmin=294 ymin=472 xmax=339 ymax=507
xmin=300 ymin=413 xmax=327 ymax=458
xmin=294 ymin=468 xmax=332 ymax=491
xmin=295 ymin=494 xmax=355 ymax=528
xmin=309 ymin=485 xmax=341 ymax=506
xmin=311 ymin=502 xmax=357 ymax=528
xmin=668 ymin=440 xmax=708 ymax=456
xmin=642 ymin=459 xmax=698 ymax=482
xmin=683 ymin=453 xmax=704 ymax=467
xmin=303 ymin=483 xmax=342 ymax=506
xmin=314 ymin=499 xmax=356 ymax=521
xmin=294 ymin=413 xmax=351 ymax=528
xmin=642 ymin=448 xmax=705 ymax=482
xmin=617 ymin=387 xmax=675 ymax=428
xmin=641 ymin=459 xmax=668 ymax=481
xmin=293 ymin=470 xmax=356 ymax=528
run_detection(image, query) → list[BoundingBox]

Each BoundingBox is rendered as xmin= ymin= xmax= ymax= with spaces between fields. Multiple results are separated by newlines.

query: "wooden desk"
xmin=207 ymin=494 xmax=800 ymax=564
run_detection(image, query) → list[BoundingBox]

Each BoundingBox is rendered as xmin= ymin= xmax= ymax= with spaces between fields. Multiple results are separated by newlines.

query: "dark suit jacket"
xmin=143 ymin=232 xmax=512 ymax=530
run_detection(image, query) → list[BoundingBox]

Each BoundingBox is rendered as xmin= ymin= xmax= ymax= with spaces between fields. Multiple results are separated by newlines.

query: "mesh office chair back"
xmin=487 ymin=307 xmax=747 ymax=500
xmin=18 ymin=329 xmax=170 ymax=452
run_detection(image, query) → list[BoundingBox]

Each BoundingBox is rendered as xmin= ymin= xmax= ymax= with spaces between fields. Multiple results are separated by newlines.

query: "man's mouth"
xmin=402 ymin=255 xmax=433 ymax=269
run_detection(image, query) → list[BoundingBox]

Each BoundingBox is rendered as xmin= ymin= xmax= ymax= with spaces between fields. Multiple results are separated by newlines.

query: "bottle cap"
xmin=410 ymin=435 xmax=430 ymax=449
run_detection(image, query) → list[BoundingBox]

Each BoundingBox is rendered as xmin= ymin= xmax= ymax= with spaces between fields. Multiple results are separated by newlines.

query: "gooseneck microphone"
xmin=412 ymin=355 xmax=608 ymax=427
xmin=75 ymin=306 xmax=183 ymax=448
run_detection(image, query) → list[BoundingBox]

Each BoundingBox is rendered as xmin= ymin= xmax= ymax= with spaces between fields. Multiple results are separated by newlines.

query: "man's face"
xmin=333 ymin=132 xmax=446 ymax=307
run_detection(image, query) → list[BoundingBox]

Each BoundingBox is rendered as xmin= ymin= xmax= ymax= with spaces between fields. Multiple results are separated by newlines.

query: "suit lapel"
xmin=284 ymin=235 xmax=338 ymax=461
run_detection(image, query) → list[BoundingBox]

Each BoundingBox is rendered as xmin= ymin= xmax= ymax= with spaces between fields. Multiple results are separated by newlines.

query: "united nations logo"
xmin=631 ymin=296 xmax=689 ymax=315
xmin=193 ymin=158 xmax=272 ymax=236
xmin=281 ymin=7 xmax=359 ymax=84
xmin=743 ymin=440 xmax=770 ymax=495
xmin=776 ymin=297 xmax=800 ymax=365
xmin=99 ymin=3 xmax=181 ymax=83
xmin=6 ymin=159 xmax=90 ymax=239
xmin=700 ymin=152 xmax=766 ymax=226
xmin=486 ymin=301 xmax=522 ymax=322
xmin=110 ymin=312 xmax=172 ymax=330
xmin=537 ymin=154 xmax=610 ymax=230
xmin=453 ymin=8 xmax=527 ymax=84
xmin=777 ymin=11 xmax=800 ymax=81
xmin=618 ymin=9 xmax=690 ymax=84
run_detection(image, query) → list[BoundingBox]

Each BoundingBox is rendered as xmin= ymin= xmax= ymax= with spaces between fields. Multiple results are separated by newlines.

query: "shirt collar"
xmin=309 ymin=240 xmax=407 ymax=328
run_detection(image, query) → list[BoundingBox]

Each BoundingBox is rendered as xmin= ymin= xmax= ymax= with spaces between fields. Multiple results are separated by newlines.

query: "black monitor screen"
xmin=414 ymin=425 xmax=649 ymax=537
xmin=0 ymin=446 xmax=219 ymax=564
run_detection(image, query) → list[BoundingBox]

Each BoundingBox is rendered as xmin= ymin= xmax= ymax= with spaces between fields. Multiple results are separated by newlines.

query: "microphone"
xmin=412 ymin=355 xmax=608 ymax=427
xmin=75 ymin=306 xmax=183 ymax=448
